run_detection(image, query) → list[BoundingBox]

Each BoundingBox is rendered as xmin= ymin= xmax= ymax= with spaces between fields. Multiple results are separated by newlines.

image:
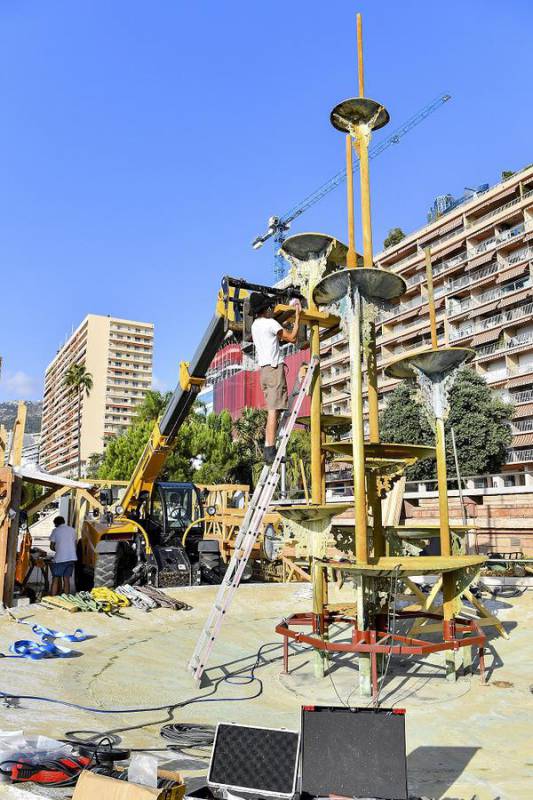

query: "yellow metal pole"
xmin=357 ymin=13 xmax=365 ymax=96
xmin=424 ymin=248 xmax=438 ymax=348
xmin=349 ymin=293 xmax=368 ymax=564
xmin=346 ymin=135 xmax=357 ymax=269
xmin=310 ymin=315 xmax=324 ymax=505
xmin=354 ymin=13 xmax=382 ymax=552
xmin=435 ymin=416 xmax=451 ymax=557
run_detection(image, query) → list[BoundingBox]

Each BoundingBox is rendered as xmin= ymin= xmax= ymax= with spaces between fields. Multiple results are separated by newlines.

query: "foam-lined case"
xmin=207 ymin=723 xmax=300 ymax=798
xmin=300 ymin=706 xmax=408 ymax=800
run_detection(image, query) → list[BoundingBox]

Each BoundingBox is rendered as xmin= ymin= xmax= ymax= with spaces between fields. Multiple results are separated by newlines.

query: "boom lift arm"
xmin=119 ymin=276 xmax=302 ymax=515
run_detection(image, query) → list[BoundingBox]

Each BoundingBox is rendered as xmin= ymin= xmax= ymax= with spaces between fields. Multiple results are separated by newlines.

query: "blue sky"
xmin=1 ymin=0 xmax=531 ymax=401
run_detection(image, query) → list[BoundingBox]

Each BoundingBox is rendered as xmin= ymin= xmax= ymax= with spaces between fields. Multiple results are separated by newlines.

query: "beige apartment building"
xmin=321 ymin=163 xmax=533 ymax=487
xmin=40 ymin=314 xmax=153 ymax=476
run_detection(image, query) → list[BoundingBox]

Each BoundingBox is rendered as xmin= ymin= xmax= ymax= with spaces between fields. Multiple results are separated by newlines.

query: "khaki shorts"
xmin=260 ymin=364 xmax=288 ymax=411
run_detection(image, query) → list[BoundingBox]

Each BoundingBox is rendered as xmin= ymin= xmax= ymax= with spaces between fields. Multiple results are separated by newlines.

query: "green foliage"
xmin=134 ymin=390 xmax=172 ymax=423
xmin=97 ymin=389 xmax=314 ymax=494
xmin=501 ymin=170 xmax=515 ymax=181
xmin=86 ymin=452 xmax=104 ymax=479
xmin=98 ymin=419 xmax=154 ymax=481
xmin=232 ymin=407 xmax=267 ymax=484
xmin=64 ymin=362 xmax=94 ymax=478
xmin=379 ymin=368 xmax=514 ymax=480
xmin=286 ymin=428 xmax=311 ymax=491
xmin=446 ymin=368 xmax=513 ymax=475
xmin=383 ymin=227 xmax=406 ymax=249
xmin=63 ymin=363 xmax=93 ymax=396
xmin=379 ymin=382 xmax=435 ymax=480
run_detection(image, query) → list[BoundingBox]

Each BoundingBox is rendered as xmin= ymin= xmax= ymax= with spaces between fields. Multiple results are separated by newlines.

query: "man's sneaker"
xmin=264 ymin=445 xmax=276 ymax=465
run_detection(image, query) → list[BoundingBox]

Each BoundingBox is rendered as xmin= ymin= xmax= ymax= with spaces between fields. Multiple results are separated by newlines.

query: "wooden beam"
xmin=0 ymin=467 xmax=14 ymax=596
xmin=10 ymin=402 xmax=27 ymax=467
xmin=0 ymin=425 xmax=7 ymax=467
xmin=24 ymin=485 xmax=70 ymax=518
xmin=3 ymin=474 xmax=22 ymax=606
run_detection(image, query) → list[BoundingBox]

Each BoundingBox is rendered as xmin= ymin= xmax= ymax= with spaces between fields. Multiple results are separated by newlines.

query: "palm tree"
xmin=64 ymin=363 xmax=93 ymax=478
xmin=134 ymin=389 xmax=172 ymax=423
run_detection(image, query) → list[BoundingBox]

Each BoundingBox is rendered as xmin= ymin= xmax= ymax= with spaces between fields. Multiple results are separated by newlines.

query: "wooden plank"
xmin=24 ymin=485 xmax=69 ymax=516
xmin=10 ymin=402 xmax=27 ymax=467
xmin=0 ymin=467 xmax=14 ymax=598
xmin=4 ymin=475 xmax=22 ymax=606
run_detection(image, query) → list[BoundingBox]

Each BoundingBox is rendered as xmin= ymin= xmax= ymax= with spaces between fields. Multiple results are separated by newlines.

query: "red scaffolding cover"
xmin=214 ymin=349 xmax=311 ymax=419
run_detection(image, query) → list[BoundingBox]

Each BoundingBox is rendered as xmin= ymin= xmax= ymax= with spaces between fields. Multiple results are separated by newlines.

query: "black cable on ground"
xmin=1 ymin=641 xmax=278 ymax=721
xmin=160 ymin=723 xmax=215 ymax=752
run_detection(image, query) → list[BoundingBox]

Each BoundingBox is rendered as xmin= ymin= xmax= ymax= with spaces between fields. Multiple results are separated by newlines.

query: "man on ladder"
xmin=249 ymin=292 xmax=302 ymax=464
xmin=188 ymin=340 xmax=317 ymax=684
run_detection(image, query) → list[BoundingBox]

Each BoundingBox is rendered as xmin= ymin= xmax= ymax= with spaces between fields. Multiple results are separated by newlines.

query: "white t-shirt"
xmin=50 ymin=524 xmax=78 ymax=563
xmin=252 ymin=317 xmax=283 ymax=367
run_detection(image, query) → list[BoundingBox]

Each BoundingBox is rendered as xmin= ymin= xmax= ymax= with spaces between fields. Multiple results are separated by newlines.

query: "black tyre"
xmin=93 ymin=552 xmax=119 ymax=588
xmin=94 ymin=542 xmax=135 ymax=588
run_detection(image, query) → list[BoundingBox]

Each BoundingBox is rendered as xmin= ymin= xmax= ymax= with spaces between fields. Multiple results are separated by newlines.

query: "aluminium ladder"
xmin=188 ymin=356 xmax=318 ymax=684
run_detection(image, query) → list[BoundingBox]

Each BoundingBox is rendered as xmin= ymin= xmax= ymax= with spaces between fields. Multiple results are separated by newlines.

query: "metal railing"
xmin=446 ymin=261 xmax=499 ymax=292
xmin=470 ymin=223 xmax=525 ymax=257
xmin=467 ymin=191 xmax=526 ymax=227
xmin=506 ymin=448 xmax=533 ymax=463
xmin=513 ymin=419 xmax=533 ymax=432
xmin=451 ymin=301 xmax=533 ymax=340
xmin=477 ymin=332 xmax=533 ymax=357
xmin=506 ymin=388 xmax=533 ymax=403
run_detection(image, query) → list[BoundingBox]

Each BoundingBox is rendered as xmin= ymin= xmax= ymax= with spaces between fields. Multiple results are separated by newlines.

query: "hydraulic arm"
xmin=119 ymin=276 xmax=298 ymax=514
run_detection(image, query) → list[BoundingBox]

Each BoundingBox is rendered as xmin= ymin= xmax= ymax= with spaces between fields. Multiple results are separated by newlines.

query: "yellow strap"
xmin=91 ymin=587 xmax=130 ymax=608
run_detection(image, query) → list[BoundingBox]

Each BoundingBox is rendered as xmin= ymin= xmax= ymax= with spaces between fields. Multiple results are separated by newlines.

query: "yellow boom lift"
xmin=80 ymin=276 xmax=304 ymax=588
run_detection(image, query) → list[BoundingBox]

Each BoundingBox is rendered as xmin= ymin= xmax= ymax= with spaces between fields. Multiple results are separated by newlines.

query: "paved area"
xmin=0 ymin=583 xmax=531 ymax=799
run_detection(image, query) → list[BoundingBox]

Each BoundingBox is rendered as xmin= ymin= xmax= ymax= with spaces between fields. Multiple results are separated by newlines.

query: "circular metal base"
xmin=385 ymin=347 xmax=475 ymax=379
xmin=280 ymin=232 xmax=348 ymax=263
xmin=313 ymin=267 xmax=406 ymax=306
xmin=331 ymin=97 xmax=389 ymax=133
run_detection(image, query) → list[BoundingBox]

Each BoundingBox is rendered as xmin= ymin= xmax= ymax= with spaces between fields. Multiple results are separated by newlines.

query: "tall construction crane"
xmin=252 ymin=93 xmax=451 ymax=280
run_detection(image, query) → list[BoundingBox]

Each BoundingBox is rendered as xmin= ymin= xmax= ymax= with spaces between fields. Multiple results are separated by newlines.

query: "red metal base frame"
xmin=276 ymin=609 xmax=487 ymax=698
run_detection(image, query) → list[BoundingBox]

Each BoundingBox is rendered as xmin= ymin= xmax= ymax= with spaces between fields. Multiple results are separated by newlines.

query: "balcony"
xmin=504 ymin=245 xmax=532 ymax=266
xmin=477 ymin=332 xmax=533 ymax=358
xmin=512 ymin=419 xmax=533 ymax=433
xmin=469 ymin=222 xmax=525 ymax=257
xmin=506 ymin=448 xmax=533 ymax=463
xmin=468 ymin=190 xmax=529 ymax=228
xmin=451 ymin=301 xmax=533 ymax=341
xmin=505 ymin=388 xmax=533 ymax=404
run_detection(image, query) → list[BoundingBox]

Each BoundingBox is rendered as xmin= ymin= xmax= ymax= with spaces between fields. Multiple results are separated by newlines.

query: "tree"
xmin=232 ymin=408 xmax=267 ymax=485
xmin=188 ymin=411 xmax=238 ymax=484
xmin=446 ymin=368 xmax=513 ymax=476
xmin=379 ymin=382 xmax=435 ymax=480
xmin=383 ymin=227 xmax=405 ymax=249
xmin=98 ymin=419 xmax=154 ymax=481
xmin=86 ymin=452 xmax=104 ymax=478
xmin=64 ymin=363 xmax=93 ymax=478
xmin=134 ymin=389 xmax=171 ymax=423
xmin=379 ymin=369 xmax=513 ymax=480
xmin=286 ymin=428 xmax=311 ymax=495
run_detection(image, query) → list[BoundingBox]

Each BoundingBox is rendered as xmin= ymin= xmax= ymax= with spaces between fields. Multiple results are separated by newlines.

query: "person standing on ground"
xmin=250 ymin=292 xmax=302 ymax=464
xmin=49 ymin=516 xmax=77 ymax=595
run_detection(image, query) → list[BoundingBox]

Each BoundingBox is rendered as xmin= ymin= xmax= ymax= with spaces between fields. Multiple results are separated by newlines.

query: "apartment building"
xmin=321 ymin=164 xmax=533 ymax=476
xmin=40 ymin=314 xmax=153 ymax=476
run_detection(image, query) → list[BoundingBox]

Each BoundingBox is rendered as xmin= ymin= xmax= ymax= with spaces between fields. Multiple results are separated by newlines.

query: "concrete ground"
xmin=0 ymin=583 xmax=531 ymax=799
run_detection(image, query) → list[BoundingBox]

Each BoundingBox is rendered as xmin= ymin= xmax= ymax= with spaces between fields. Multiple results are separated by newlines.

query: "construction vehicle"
xmin=80 ymin=276 xmax=306 ymax=588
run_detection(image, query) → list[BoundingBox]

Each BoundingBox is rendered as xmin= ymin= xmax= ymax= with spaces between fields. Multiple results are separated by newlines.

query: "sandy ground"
xmin=0 ymin=582 xmax=531 ymax=799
